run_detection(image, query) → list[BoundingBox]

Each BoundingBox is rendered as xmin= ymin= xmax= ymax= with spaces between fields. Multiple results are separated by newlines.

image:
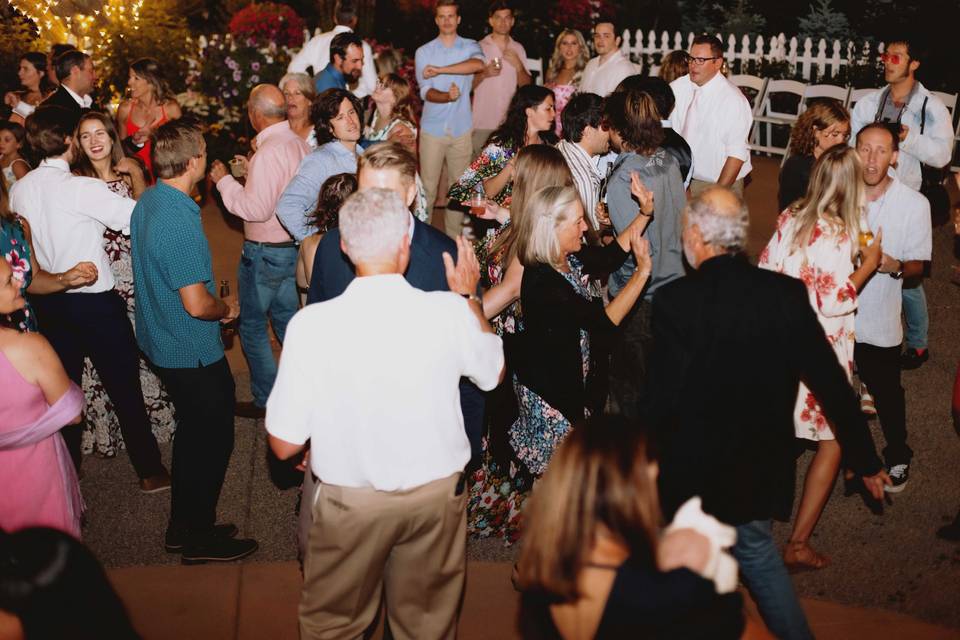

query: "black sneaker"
xmin=901 ymin=348 xmax=929 ymax=370
xmin=884 ymin=464 xmax=909 ymax=493
xmin=936 ymin=513 xmax=960 ymax=541
xmin=164 ymin=523 xmax=240 ymax=553
xmin=182 ymin=536 xmax=258 ymax=565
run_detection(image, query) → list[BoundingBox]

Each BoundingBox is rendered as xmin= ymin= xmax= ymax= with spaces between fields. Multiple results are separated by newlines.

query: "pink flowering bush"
xmin=550 ymin=0 xmax=617 ymax=32
xmin=228 ymin=2 xmax=305 ymax=49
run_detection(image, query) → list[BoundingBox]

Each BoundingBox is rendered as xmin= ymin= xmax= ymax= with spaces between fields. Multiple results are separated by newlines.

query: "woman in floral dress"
xmin=466 ymin=145 xmax=574 ymax=543
xmin=72 ymin=112 xmax=177 ymax=457
xmin=544 ymin=28 xmax=588 ymax=137
xmin=448 ymin=84 xmax=557 ymax=209
xmin=511 ymin=185 xmax=651 ymax=478
xmin=759 ymin=146 xmax=883 ymax=571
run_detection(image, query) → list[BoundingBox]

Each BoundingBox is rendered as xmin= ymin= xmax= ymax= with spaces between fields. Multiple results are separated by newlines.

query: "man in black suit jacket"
xmin=41 ymin=50 xmax=96 ymax=129
xmin=647 ymin=187 xmax=889 ymax=640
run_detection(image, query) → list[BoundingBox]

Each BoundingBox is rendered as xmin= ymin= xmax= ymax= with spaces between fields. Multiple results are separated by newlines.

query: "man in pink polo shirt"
xmin=470 ymin=0 xmax=531 ymax=155
xmin=209 ymin=84 xmax=310 ymax=419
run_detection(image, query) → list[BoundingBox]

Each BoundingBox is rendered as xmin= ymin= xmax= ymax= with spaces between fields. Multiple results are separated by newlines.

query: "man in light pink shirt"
xmin=470 ymin=1 xmax=531 ymax=155
xmin=209 ymin=84 xmax=310 ymax=418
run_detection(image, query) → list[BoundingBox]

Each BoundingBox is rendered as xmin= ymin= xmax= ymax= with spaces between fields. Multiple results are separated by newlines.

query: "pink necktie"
xmin=681 ymin=87 xmax=700 ymax=139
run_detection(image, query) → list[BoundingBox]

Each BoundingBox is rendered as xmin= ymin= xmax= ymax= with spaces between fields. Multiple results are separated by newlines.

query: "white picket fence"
xmin=619 ymin=30 xmax=884 ymax=81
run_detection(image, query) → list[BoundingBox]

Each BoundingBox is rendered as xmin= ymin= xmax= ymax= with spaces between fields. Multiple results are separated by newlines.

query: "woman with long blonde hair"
xmin=760 ymin=145 xmax=882 ymax=571
xmin=779 ymin=99 xmax=851 ymax=211
xmin=545 ymin=28 xmax=589 ymax=136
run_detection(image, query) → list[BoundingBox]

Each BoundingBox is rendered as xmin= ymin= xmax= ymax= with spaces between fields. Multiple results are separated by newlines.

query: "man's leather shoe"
xmin=139 ymin=469 xmax=172 ymax=494
xmin=165 ymin=523 xmax=239 ymax=553
xmin=181 ymin=536 xmax=258 ymax=565
xmin=235 ymin=401 xmax=265 ymax=419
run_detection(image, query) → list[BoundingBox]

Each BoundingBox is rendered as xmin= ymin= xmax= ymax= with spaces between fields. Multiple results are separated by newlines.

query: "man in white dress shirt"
xmin=579 ymin=20 xmax=638 ymax=98
xmin=267 ymin=188 xmax=504 ymax=639
xmin=669 ymin=35 xmax=753 ymax=197
xmin=10 ymin=105 xmax=168 ymax=489
xmin=286 ymin=0 xmax=377 ymax=98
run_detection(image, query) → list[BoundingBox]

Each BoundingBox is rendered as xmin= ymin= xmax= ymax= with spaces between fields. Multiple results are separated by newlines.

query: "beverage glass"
xmin=228 ymin=157 xmax=246 ymax=178
xmin=469 ymin=192 xmax=486 ymax=216
xmin=492 ymin=57 xmax=502 ymax=71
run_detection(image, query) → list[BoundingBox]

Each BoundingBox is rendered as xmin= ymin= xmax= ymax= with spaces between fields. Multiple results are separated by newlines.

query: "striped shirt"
xmin=557 ymin=140 xmax=602 ymax=228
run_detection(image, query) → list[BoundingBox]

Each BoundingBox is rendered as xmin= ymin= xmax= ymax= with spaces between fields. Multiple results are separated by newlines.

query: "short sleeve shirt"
xmin=416 ymin=36 xmax=484 ymax=138
xmin=131 ymin=182 xmax=224 ymax=368
xmin=471 ymin=35 xmax=527 ymax=130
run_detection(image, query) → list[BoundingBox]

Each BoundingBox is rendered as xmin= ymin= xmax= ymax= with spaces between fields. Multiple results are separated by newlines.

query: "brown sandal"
xmin=783 ymin=540 xmax=830 ymax=573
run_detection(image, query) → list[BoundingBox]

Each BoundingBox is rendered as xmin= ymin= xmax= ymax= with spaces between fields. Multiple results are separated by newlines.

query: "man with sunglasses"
xmin=850 ymin=38 xmax=953 ymax=371
xmin=669 ymin=35 xmax=753 ymax=197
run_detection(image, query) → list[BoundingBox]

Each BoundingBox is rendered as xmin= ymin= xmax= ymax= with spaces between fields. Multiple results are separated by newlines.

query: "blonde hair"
xmin=358 ymin=141 xmax=417 ymax=188
xmin=516 ymin=415 xmax=661 ymax=600
xmin=788 ymin=99 xmax=850 ymax=157
xmin=489 ymin=144 xmax=573 ymax=267
xmin=789 ymin=145 xmax=864 ymax=261
xmin=516 ymin=185 xmax=581 ymax=268
xmin=546 ymin=29 xmax=589 ymax=86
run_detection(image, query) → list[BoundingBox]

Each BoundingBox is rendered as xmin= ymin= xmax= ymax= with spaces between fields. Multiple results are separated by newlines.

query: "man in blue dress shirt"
xmin=313 ymin=31 xmax=364 ymax=93
xmin=415 ymin=0 xmax=485 ymax=238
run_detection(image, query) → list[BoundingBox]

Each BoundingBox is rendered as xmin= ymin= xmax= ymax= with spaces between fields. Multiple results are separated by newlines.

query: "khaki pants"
xmin=419 ymin=130 xmax=474 ymax=238
xmin=471 ymin=128 xmax=494 ymax=157
xmin=689 ymin=177 xmax=744 ymax=198
xmin=299 ymin=473 xmax=467 ymax=640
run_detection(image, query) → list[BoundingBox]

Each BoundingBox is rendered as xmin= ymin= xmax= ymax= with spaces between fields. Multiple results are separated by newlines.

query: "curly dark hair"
xmin=602 ymin=90 xmax=664 ymax=156
xmin=487 ymin=84 xmax=557 ymax=153
xmin=310 ymin=172 xmax=358 ymax=233
xmin=310 ymin=88 xmax=363 ymax=145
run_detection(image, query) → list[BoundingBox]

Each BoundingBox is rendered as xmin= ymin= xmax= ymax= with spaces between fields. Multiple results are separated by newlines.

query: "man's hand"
xmin=595 ymin=202 xmax=611 ymax=228
xmin=484 ymin=60 xmax=502 ymax=78
xmin=657 ymin=528 xmax=711 ymax=574
xmin=4 ymin=91 xmax=20 ymax=108
xmin=423 ymin=65 xmax=440 ymax=79
xmin=862 ymin=469 xmax=892 ymax=500
xmin=442 ymin=235 xmax=480 ymax=295
xmin=115 ymin=157 xmax=143 ymax=179
xmin=899 ymin=124 xmax=909 ymax=142
xmin=209 ymin=160 xmax=229 ymax=184
xmin=630 ymin=171 xmax=654 ymax=215
xmin=877 ymin=252 xmax=900 ymax=274
xmin=447 ymin=83 xmax=460 ymax=102
xmin=60 ymin=262 xmax=99 ymax=289
xmin=220 ymin=295 xmax=240 ymax=323
xmin=502 ymin=48 xmax=523 ymax=71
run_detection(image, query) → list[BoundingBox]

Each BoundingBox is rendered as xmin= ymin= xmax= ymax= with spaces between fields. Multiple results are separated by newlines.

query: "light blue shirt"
xmin=276 ymin=141 xmax=360 ymax=241
xmin=415 ymin=36 xmax=483 ymax=138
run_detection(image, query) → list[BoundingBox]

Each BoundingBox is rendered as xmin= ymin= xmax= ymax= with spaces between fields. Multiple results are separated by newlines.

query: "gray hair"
xmin=685 ymin=190 xmax=749 ymax=253
xmin=339 ymin=188 xmax=410 ymax=264
xmin=517 ymin=185 xmax=581 ymax=268
xmin=279 ymin=72 xmax=317 ymax=102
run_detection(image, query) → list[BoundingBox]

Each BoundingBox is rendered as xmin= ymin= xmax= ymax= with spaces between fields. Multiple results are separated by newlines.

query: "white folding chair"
xmin=804 ymin=84 xmax=850 ymax=107
xmin=525 ymin=57 xmax=544 ymax=85
xmin=847 ymin=87 xmax=880 ymax=110
xmin=752 ymin=79 xmax=808 ymax=156
xmin=931 ymin=91 xmax=957 ymax=115
xmin=728 ymin=74 xmax=767 ymax=112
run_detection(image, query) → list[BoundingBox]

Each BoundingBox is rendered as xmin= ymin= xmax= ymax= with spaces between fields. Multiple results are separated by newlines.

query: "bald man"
xmin=210 ymin=84 xmax=311 ymax=418
xmin=646 ymin=188 xmax=889 ymax=640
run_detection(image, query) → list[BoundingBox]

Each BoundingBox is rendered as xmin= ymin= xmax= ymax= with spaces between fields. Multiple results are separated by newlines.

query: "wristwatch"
xmin=890 ymin=260 xmax=904 ymax=279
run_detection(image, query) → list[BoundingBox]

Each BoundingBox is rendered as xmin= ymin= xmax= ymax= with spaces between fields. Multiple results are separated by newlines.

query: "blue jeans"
xmin=733 ymin=520 xmax=812 ymax=640
xmin=238 ymin=242 xmax=298 ymax=407
xmin=901 ymin=283 xmax=928 ymax=351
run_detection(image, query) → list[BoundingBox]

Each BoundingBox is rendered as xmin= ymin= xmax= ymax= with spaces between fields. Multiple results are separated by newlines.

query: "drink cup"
xmin=228 ymin=157 xmax=246 ymax=178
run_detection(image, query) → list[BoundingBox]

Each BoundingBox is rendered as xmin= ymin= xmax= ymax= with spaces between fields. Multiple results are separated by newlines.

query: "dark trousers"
xmin=30 ymin=290 xmax=163 ymax=478
xmin=154 ymin=357 xmax=236 ymax=534
xmin=607 ymin=297 xmax=653 ymax=422
xmin=855 ymin=342 xmax=912 ymax=466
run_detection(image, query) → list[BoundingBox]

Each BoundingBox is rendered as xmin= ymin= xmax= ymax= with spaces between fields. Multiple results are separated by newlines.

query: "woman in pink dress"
xmin=0 ymin=258 xmax=84 ymax=538
xmin=759 ymin=146 xmax=883 ymax=570
xmin=545 ymin=28 xmax=588 ymax=137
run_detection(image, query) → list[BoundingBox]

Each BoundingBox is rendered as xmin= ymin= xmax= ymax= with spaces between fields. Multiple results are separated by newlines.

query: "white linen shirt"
xmin=9 ymin=158 xmax=135 ymax=293
xmin=286 ymin=25 xmax=377 ymax=98
xmin=855 ymin=176 xmax=931 ymax=348
xmin=669 ymin=73 xmax=753 ymax=182
xmin=579 ymin=51 xmax=638 ymax=97
xmin=266 ymin=274 xmax=504 ymax=491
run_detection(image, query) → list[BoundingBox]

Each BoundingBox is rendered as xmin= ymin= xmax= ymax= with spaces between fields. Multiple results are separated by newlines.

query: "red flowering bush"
xmin=228 ymin=2 xmax=305 ymax=49
xmin=550 ymin=0 xmax=618 ymax=32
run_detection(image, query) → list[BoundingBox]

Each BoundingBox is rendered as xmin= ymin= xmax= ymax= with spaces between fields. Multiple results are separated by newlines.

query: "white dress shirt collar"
xmin=62 ymin=84 xmax=92 ymax=108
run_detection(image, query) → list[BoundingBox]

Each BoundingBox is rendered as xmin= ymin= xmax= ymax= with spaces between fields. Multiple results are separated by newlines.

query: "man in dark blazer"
xmin=647 ymin=187 xmax=890 ymax=640
xmin=41 ymin=50 xmax=96 ymax=129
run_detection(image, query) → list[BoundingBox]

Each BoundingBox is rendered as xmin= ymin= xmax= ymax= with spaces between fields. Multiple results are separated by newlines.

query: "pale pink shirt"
xmin=472 ymin=35 xmax=527 ymax=130
xmin=216 ymin=120 xmax=310 ymax=243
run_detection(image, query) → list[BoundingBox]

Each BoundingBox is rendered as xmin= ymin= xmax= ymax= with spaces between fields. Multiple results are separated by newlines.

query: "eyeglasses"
xmin=820 ymin=129 xmax=851 ymax=141
xmin=688 ymin=56 xmax=720 ymax=66
xmin=881 ymin=53 xmax=907 ymax=65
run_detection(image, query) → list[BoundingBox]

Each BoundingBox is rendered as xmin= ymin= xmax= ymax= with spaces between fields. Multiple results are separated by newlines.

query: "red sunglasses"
xmin=881 ymin=53 xmax=907 ymax=65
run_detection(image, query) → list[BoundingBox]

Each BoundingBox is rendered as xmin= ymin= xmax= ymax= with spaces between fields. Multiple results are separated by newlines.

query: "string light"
xmin=10 ymin=0 xmax=142 ymax=50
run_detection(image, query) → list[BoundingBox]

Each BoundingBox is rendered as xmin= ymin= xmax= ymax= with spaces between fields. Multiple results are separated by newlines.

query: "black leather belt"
xmin=244 ymin=240 xmax=297 ymax=248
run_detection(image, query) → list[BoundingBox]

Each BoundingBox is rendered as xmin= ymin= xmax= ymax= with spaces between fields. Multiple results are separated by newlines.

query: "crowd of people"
xmin=1 ymin=0 xmax=957 ymax=638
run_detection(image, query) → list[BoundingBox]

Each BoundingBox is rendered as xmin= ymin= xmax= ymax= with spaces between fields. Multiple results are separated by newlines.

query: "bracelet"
xmin=638 ymin=208 xmax=653 ymax=218
xmin=462 ymin=293 xmax=483 ymax=308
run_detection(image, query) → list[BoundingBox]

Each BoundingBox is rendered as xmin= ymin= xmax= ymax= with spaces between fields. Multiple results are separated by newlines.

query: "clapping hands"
xmin=442 ymin=236 xmax=481 ymax=296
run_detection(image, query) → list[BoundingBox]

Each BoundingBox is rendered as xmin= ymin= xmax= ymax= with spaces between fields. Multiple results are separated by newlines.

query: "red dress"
xmin=124 ymin=100 xmax=168 ymax=180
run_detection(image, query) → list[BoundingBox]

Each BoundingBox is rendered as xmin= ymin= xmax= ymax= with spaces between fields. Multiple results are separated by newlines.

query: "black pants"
xmin=854 ymin=342 xmax=912 ymax=466
xmin=607 ymin=297 xmax=653 ymax=422
xmin=154 ymin=357 xmax=235 ymax=534
xmin=30 ymin=290 xmax=164 ymax=478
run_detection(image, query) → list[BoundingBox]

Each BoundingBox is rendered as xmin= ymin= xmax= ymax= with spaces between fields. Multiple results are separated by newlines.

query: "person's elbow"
xmin=268 ymin=434 xmax=303 ymax=461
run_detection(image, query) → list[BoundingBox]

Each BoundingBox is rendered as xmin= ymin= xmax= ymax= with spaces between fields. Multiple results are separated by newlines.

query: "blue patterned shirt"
xmin=131 ymin=182 xmax=224 ymax=368
xmin=415 ymin=36 xmax=483 ymax=138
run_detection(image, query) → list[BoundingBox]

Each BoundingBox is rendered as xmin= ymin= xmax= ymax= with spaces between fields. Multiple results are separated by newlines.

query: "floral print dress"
xmin=759 ymin=211 xmax=858 ymax=441
xmin=466 ymin=221 xmax=530 ymax=543
xmin=81 ymin=179 xmax=177 ymax=456
xmin=1 ymin=216 xmax=36 ymax=332
xmin=510 ymin=255 xmax=591 ymax=475
xmin=447 ymin=142 xmax=515 ymax=207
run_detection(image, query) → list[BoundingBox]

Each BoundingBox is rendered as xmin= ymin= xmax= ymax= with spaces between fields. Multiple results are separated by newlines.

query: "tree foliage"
xmin=797 ymin=0 xmax=852 ymax=42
